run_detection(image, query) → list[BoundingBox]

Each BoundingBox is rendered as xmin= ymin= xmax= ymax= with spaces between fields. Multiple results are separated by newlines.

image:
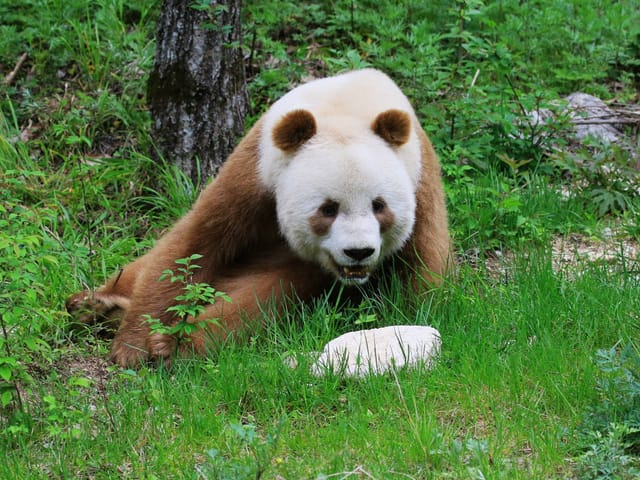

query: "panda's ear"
xmin=272 ymin=109 xmax=317 ymax=153
xmin=372 ymin=109 xmax=412 ymax=147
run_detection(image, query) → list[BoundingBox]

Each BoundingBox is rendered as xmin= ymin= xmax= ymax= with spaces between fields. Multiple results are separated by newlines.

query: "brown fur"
xmin=372 ymin=109 xmax=412 ymax=147
xmin=272 ymin=109 xmax=317 ymax=153
xmin=309 ymin=200 xmax=338 ymax=236
xmin=67 ymin=108 xmax=450 ymax=367
xmin=398 ymin=124 xmax=451 ymax=286
xmin=373 ymin=198 xmax=395 ymax=234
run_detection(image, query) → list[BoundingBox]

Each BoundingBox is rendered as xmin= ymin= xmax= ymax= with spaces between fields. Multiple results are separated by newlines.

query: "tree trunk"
xmin=147 ymin=0 xmax=248 ymax=186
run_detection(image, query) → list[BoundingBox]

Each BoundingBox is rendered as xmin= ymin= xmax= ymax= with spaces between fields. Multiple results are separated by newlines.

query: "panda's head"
xmin=261 ymin=108 xmax=421 ymax=285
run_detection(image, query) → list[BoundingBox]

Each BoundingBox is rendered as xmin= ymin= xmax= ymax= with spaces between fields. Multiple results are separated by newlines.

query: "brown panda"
xmin=66 ymin=69 xmax=450 ymax=367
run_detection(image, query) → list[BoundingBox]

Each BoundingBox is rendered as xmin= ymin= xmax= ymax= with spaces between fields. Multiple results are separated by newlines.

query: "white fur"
xmin=275 ymin=137 xmax=416 ymax=282
xmin=310 ymin=325 xmax=441 ymax=377
xmin=257 ymin=69 xmax=423 ymax=283
xmin=258 ymin=69 xmax=422 ymax=190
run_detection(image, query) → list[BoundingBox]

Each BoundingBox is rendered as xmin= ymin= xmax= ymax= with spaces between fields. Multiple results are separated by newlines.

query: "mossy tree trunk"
xmin=147 ymin=0 xmax=248 ymax=186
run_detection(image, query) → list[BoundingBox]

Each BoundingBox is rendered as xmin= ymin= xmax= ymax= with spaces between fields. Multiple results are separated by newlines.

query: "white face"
xmin=275 ymin=136 xmax=417 ymax=285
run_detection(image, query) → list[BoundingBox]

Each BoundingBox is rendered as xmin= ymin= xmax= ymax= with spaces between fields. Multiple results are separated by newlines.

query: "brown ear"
xmin=372 ymin=109 xmax=412 ymax=147
xmin=272 ymin=109 xmax=317 ymax=153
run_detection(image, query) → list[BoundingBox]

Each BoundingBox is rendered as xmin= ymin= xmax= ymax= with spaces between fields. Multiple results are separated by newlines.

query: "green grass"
xmin=1 ymin=253 xmax=638 ymax=478
xmin=1 ymin=0 xmax=639 ymax=478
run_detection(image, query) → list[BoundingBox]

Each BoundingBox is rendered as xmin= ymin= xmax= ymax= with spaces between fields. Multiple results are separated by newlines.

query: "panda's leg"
xmin=147 ymin=251 xmax=331 ymax=361
xmin=67 ymin=121 xmax=271 ymax=346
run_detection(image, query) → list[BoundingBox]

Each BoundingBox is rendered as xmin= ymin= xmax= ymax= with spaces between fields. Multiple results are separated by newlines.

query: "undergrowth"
xmin=576 ymin=343 xmax=640 ymax=479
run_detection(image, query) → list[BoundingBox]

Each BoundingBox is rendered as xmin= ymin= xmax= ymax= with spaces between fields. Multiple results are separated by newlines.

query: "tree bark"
xmin=147 ymin=0 xmax=248 ymax=186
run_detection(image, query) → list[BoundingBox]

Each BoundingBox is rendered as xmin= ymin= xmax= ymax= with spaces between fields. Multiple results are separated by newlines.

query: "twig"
xmin=570 ymin=113 xmax=620 ymax=120
xmin=610 ymin=108 xmax=640 ymax=116
xmin=570 ymin=112 xmax=639 ymax=120
xmin=322 ymin=465 xmax=377 ymax=479
xmin=469 ymin=68 xmax=480 ymax=90
xmin=572 ymin=119 xmax=639 ymax=125
xmin=3 ymin=53 xmax=28 ymax=86
xmin=99 ymin=369 xmax=117 ymax=434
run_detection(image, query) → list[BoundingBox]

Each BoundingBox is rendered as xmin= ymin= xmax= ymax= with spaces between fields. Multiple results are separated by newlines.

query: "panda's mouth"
xmin=341 ymin=264 xmax=369 ymax=279
xmin=333 ymin=262 xmax=371 ymax=284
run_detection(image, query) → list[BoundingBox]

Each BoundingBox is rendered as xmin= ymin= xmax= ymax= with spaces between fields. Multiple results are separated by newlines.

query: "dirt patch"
xmin=550 ymin=232 xmax=639 ymax=270
xmin=53 ymin=355 xmax=115 ymax=394
xmin=482 ymin=230 xmax=639 ymax=279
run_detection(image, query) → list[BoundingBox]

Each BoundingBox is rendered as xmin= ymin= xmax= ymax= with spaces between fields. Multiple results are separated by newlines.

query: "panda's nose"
xmin=344 ymin=248 xmax=375 ymax=262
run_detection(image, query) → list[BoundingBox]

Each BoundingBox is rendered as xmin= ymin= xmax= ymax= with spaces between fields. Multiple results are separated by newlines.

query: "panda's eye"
xmin=319 ymin=200 xmax=339 ymax=218
xmin=372 ymin=197 xmax=386 ymax=214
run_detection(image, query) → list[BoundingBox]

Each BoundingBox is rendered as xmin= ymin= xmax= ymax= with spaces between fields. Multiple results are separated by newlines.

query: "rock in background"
xmin=528 ymin=92 xmax=639 ymax=150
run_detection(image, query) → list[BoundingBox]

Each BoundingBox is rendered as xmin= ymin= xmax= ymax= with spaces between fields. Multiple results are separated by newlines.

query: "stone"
xmin=310 ymin=325 xmax=441 ymax=378
xmin=526 ymin=92 xmax=630 ymax=146
xmin=564 ymin=92 xmax=623 ymax=144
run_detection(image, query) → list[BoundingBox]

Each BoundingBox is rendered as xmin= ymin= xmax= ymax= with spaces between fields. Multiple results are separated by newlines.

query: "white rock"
xmin=310 ymin=325 xmax=441 ymax=378
xmin=524 ymin=92 xmax=626 ymax=146
xmin=564 ymin=92 xmax=622 ymax=144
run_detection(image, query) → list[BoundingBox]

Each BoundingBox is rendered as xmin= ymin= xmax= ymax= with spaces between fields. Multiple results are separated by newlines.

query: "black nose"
xmin=343 ymin=248 xmax=375 ymax=261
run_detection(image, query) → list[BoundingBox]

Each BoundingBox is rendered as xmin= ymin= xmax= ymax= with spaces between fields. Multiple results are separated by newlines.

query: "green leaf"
xmin=0 ymin=365 xmax=12 ymax=381
xmin=68 ymin=376 xmax=92 ymax=388
xmin=1 ymin=389 xmax=13 ymax=407
xmin=354 ymin=313 xmax=377 ymax=325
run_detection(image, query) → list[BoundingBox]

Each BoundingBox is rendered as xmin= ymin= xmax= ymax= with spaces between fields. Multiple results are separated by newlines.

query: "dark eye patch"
xmin=310 ymin=200 xmax=339 ymax=236
xmin=373 ymin=197 xmax=395 ymax=233
xmin=319 ymin=200 xmax=339 ymax=218
xmin=372 ymin=197 xmax=386 ymax=214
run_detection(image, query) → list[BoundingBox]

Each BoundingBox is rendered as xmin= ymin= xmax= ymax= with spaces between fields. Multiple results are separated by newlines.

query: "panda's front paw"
xmin=110 ymin=334 xmax=150 ymax=368
xmin=147 ymin=333 xmax=176 ymax=367
xmin=66 ymin=291 xmax=124 ymax=337
xmin=66 ymin=291 xmax=108 ymax=324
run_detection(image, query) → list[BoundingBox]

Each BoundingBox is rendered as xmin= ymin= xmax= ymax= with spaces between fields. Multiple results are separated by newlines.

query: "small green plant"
xmin=200 ymin=417 xmax=286 ymax=480
xmin=553 ymin=140 xmax=640 ymax=216
xmin=577 ymin=423 xmax=640 ymax=480
xmin=40 ymin=376 xmax=94 ymax=439
xmin=144 ymin=254 xmax=230 ymax=349
xmin=0 ymin=178 xmax=58 ymax=413
xmin=447 ymin=169 xmax=561 ymax=251
xmin=576 ymin=343 xmax=640 ymax=478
